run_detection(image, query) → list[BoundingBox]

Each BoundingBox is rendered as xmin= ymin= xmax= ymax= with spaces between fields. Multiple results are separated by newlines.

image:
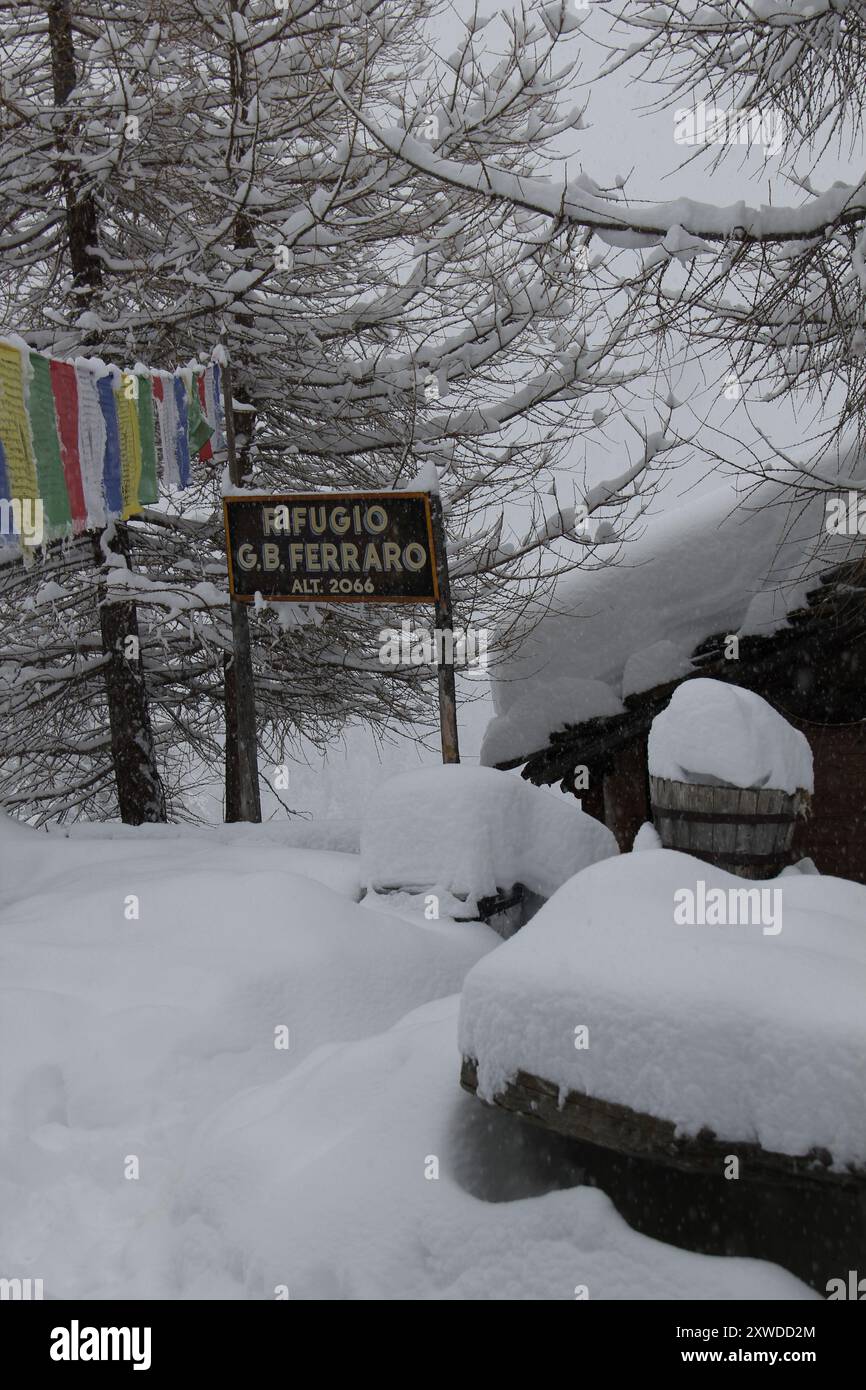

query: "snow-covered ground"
xmin=0 ymin=813 xmax=817 ymax=1300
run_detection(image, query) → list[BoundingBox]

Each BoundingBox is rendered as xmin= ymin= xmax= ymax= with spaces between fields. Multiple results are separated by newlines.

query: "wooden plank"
xmin=734 ymin=788 xmax=753 ymax=860
xmin=460 ymin=1056 xmax=866 ymax=1191
xmin=650 ymin=775 xmax=807 ymax=875
xmin=712 ymin=786 xmax=737 ymax=857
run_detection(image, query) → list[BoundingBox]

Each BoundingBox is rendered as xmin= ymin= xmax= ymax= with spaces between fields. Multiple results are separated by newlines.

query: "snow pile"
xmin=0 ymin=818 xmax=811 ymax=1299
xmin=359 ymin=765 xmax=618 ymax=906
xmin=482 ymin=467 xmax=862 ymax=767
xmin=0 ymin=808 xmax=75 ymax=905
xmin=648 ymin=679 xmax=814 ymax=794
xmin=175 ymin=995 xmax=811 ymax=1301
xmin=633 ymin=821 xmax=662 ymax=852
xmin=459 ymin=849 xmax=866 ymax=1166
xmin=0 ymin=818 xmax=493 ymax=1298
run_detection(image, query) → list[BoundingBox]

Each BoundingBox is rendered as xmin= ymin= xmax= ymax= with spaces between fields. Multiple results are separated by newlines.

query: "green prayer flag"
xmin=187 ymin=373 xmax=213 ymax=456
xmin=137 ymin=376 xmax=159 ymax=504
xmin=29 ymin=351 xmax=71 ymax=532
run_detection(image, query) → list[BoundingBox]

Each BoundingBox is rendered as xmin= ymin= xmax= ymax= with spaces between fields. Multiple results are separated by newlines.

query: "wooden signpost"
xmin=222 ymin=483 xmax=460 ymax=820
xmin=428 ymin=492 xmax=460 ymax=765
xmin=221 ymin=361 xmax=262 ymax=824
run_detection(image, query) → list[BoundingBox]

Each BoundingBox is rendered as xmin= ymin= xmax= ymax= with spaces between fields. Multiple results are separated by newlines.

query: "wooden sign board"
xmin=223 ymin=491 xmax=439 ymax=603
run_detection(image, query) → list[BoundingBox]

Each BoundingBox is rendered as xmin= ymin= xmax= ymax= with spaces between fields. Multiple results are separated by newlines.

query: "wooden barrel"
xmin=649 ymin=776 xmax=810 ymax=879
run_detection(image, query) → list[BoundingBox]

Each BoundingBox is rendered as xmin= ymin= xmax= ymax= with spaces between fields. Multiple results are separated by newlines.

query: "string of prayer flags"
xmin=0 ymin=337 xmax=223 ymax=547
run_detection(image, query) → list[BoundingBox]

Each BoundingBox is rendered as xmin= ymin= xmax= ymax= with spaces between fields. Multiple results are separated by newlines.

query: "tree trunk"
xmin=47 ymin=0 xmax=101 ymax=297
xmin=93 ymin=527 xmax=167 ymax=823
xmin=223 ymin=8 xmax=262 ymax=822
xmin=221 ymin=357 xmax=262 ymax=823
xmin=49 ymin=2 xmax=166 ymax=822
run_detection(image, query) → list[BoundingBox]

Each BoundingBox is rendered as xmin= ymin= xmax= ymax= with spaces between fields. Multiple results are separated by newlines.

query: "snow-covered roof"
xmin=482 ymin=469 xmax=864 ymax=769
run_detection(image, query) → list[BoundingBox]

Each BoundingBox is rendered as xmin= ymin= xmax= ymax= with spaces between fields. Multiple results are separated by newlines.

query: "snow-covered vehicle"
xmin=359 ymin=764 xmax=618 ymax=934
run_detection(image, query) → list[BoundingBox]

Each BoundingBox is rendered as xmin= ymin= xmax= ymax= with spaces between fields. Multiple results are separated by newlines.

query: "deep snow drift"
xmin=0 ymin=815 xmax=815 ymax=1299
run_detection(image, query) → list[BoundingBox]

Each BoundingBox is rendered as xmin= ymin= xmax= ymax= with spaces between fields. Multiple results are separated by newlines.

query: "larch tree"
xmin=0 ymin=0 xmax=677 ymax=824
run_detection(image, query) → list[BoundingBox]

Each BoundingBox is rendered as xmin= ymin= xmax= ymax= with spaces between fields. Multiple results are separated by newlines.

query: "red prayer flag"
xmin=48 ymin=359 xmax=87 ymax=532
xmin=197 ymin=371 xmax=213 ymax=461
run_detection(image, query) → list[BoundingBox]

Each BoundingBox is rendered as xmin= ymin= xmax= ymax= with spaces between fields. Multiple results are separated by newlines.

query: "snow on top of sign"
xmin=459 ymin=848 xmax=866 ymax=1166
xmin=481 ymin=459 xmax=864 ymax=768
xmin=648 ymin=678 xmax=814 ymax=795
xmin=359 ymin=764 xmax=618 ymax=906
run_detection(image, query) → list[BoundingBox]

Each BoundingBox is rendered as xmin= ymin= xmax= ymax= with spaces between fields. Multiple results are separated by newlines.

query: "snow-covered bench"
xmin=359 ymin=764 xmax=618 ymax=933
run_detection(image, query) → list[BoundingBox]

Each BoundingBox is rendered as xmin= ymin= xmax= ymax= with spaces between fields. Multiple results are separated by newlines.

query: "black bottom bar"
xmin=6 ymin=1299 xmax=861 ymax=1373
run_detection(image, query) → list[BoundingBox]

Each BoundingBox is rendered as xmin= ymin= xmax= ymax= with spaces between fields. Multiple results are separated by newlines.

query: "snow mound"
xmin=459 ymin=849 xmax=866 ymax=1165
xmin=360 ymin=765 xmax=618 ymax=906
xmin=0 ymin=819 xmax=810 ymax=1300
xmin=176 ymin=996 xmax=813 ymax=1301
xmin=648 ymin=678 xmax=813 ymax=794
xmin=633 ymin=821 xmax=662 ymax=852
xmin=0 ymin=819 xmax=497 ymax=1299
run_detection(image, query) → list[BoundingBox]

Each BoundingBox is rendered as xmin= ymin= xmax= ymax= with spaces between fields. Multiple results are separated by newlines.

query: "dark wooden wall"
xmin=602 ymin=737 xmax=650 ymax=853
xmin=575 ymin=767 xmax=606 ymax=825
xmin=790 ymin=717 xmax=866 ymax=883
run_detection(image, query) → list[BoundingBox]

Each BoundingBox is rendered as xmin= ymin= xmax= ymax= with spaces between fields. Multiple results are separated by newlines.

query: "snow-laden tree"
xmin=357 ymin=0 xmax=866 ymax=457
xmin=606 ymin=0 xmax=866 ymax=449
xmin=1 ymin=0 xmax=675 ymax=823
